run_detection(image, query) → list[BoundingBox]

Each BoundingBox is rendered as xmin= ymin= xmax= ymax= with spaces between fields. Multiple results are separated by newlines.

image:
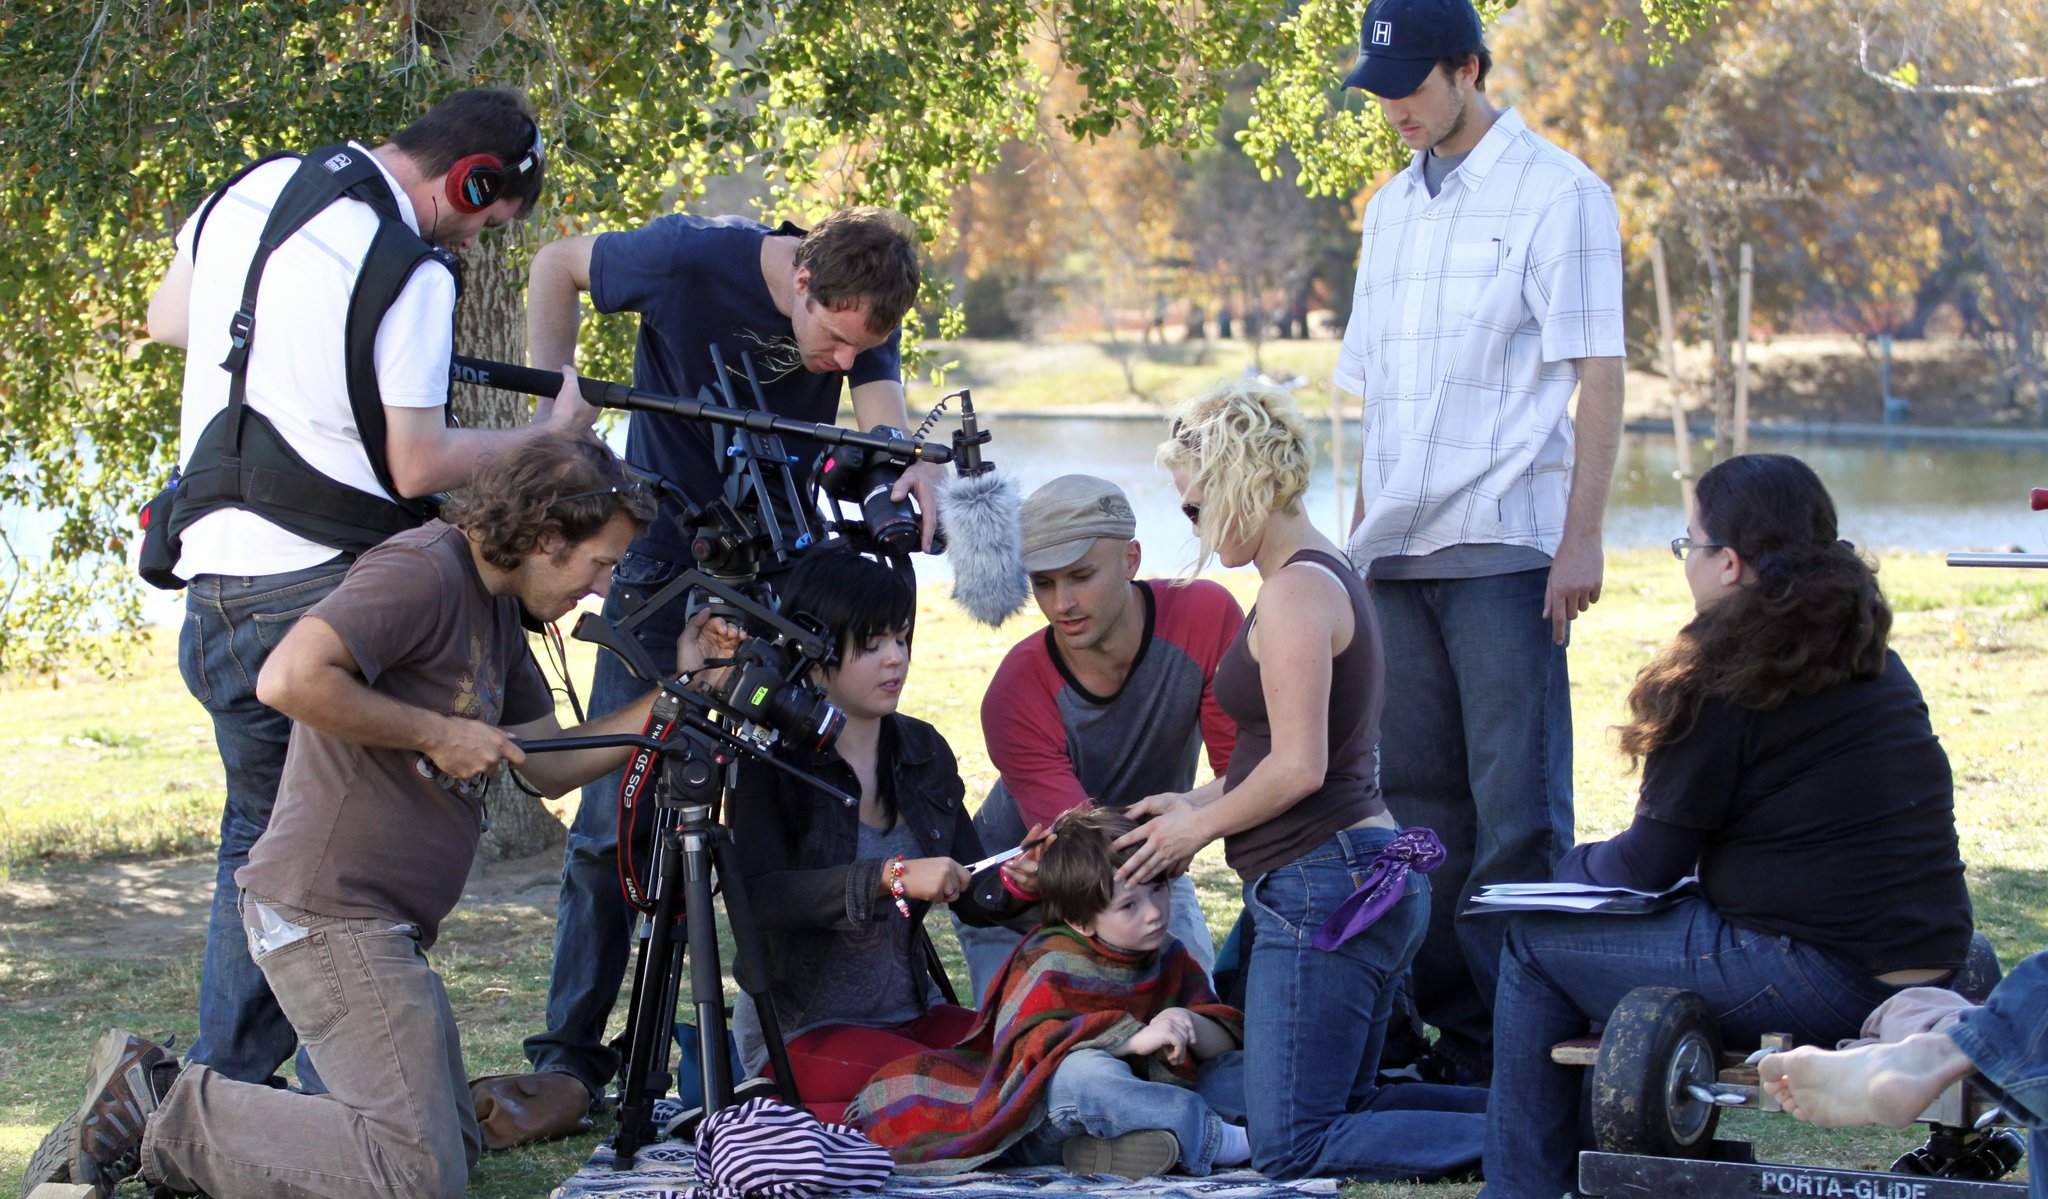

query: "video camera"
xmin=451 ymin=348 xmax=1003 ymax=1163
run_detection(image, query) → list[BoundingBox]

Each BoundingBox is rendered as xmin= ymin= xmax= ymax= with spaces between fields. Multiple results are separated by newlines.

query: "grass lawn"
xmin=3 ymin=547 xmax=2044 ymax=1196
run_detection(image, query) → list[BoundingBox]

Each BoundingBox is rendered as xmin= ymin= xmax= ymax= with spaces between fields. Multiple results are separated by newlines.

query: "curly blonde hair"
xmin=1155 ymin=377 xmax=1315 ymax=571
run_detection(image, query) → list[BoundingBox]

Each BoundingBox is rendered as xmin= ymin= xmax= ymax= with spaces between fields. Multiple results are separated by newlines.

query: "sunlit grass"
xmin=2 ymin=548 xmax=2042 ymax=1195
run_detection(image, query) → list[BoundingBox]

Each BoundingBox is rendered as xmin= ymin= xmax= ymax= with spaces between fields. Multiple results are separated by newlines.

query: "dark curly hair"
xmin=440 ymin=434 xmax=656 ymax=570
xmin=1619 ymin=454 xmax=1891 ymax=758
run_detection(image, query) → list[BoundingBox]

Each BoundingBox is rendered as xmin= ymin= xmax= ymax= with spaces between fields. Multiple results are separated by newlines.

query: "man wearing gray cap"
xmin=956 ymin=474 xmax=1243 ymax=1000
xmin=1334 ymin=0 xmax=1626 ymax=1081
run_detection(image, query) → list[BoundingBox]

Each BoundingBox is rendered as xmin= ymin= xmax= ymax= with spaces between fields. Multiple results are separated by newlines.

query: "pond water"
xmin=9 ymin=424 xmax=2048 ymax=630
xmin=977 ymin=420 xmax=2048 ymax=578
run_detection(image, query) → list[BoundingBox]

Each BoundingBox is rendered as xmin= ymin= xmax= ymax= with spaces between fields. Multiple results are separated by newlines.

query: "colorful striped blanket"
xmin=845 ymin=925 xmax=1242 ymax=1174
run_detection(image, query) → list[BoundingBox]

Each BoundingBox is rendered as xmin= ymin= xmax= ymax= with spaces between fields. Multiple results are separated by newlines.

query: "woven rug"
xmin=552 ymin=1102 xmax=1337 ymax=1199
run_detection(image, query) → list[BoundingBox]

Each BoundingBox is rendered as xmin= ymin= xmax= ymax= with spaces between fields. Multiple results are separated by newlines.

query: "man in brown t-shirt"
xmin=37 ymin=435 xmax=713 ymax=1199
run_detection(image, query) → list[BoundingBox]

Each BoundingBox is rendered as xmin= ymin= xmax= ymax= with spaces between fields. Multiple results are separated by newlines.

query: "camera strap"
xmin=617 ymin=686 xmax=686 ymax=913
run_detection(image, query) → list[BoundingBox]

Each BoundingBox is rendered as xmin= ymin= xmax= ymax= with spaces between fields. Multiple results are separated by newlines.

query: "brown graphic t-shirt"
xmin=238 ymin=522 xmax=551 ymax=946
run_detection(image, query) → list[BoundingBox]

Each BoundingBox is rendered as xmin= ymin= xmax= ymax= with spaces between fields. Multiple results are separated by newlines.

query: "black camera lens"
xmin=715 ymin=640 xmax=845 ymax=753
xmin=755 ymin=681 xmax=846 ymax=754
xmin=859 ymin=485 xmax=920 ymax=555
xmin=817 ymin=429 xmax=921 ymax=555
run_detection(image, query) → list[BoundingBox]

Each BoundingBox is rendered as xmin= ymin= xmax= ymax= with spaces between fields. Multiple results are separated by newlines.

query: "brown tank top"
xmin=1214 ymin=548 xmax=1387 ymax=881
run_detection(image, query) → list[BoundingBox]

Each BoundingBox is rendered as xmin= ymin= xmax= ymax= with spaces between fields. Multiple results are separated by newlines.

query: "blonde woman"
xmin=1114 ymin=378 xmax=1485 ymax=1181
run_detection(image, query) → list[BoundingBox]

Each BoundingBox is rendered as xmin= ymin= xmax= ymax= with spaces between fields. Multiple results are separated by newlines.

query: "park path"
xmin=0 ymin=850 xmax=561 ymax=976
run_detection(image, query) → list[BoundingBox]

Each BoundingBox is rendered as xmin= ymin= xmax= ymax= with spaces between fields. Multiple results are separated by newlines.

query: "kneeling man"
xmin=36 ymin=434 xmax=689 ymax=1199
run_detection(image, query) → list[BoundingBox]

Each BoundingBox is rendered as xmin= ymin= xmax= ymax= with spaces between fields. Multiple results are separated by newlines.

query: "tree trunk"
xmin=452 ymin=224 xmax=569 ymax=861
xmin=449 ymin=223 xmax=534 ymax=428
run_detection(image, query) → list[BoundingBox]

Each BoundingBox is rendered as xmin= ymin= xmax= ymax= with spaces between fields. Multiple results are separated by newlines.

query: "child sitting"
xmin=847 ymin=808 xmax=1251 ymax=1178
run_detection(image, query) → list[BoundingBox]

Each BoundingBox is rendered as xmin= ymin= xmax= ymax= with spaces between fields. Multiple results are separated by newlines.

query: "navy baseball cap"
xmin=1342 ymin=0 xmax=1485 ymax=98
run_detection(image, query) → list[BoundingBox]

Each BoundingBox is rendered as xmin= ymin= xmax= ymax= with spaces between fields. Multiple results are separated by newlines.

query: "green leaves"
xmin=0 ymin=0 xmax=1732 ymax=671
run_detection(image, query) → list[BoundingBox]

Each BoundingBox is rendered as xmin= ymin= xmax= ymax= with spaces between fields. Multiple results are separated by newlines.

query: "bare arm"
xmin=1543 ymin=356 xmax=1626 ymax=644
xmin=501 ymin=690 xmax=655 ymax=799
xmin=528 ymin=236 xmax=597 ymax=378
xmin=502 ymin=611 xmax=741 ymax=796
xmin=382 ymin=365 xmax=599 ymax=498
xmin=1117 ymin=565 xmax=1348 ymax=882
xmin=147 ymin=253 xmax=194 ymax=350
xmin=256 ymin=614 xmax=523 ymax=779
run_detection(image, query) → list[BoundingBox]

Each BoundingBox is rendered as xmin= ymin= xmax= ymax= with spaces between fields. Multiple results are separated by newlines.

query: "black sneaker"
xmin=71 ymin=1028 xmax=180 ymax=1196
xmin=1062 ymin=1129 xmax=1180 ymax=1179
xmin=20 ymin=1106 xmax=77 ymax=1195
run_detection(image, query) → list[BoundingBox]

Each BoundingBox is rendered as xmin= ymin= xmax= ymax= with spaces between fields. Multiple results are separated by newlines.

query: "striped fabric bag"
xmin=688 ymin=1096 xmax=892 ymax=1199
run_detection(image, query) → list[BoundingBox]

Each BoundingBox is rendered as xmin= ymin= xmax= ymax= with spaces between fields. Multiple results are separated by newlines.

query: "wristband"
xmin=888 ymin=855 xmax=912 ymax=919
xmin=1000 ymin=870 xmax=1041 ymax=902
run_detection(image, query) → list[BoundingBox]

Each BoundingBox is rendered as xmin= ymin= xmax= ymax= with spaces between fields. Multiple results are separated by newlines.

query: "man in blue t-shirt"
xmin=517 ymin=207 xmax=934 ymax=1110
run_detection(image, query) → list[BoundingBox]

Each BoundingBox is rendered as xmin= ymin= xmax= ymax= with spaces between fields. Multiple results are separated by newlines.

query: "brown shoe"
xmin=72 ymin=1028 xmax=179 ymax=1196
xmin=470 ymin=1071 xmax=594 ymax=1150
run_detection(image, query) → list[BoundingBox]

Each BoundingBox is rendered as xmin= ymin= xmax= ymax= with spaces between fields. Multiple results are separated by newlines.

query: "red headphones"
xmin=444 ymin=116 xmax=544 ymax=214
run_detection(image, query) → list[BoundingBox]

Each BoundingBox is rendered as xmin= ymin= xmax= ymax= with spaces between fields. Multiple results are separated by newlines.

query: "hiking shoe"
xmin=72 ymin=1028 xmax=180 ymax=1195
xmin=1062 ymin=1128 xmax=1180 ymax=1179
xmin=20 ymin=1106 xmax=77 ymax=1195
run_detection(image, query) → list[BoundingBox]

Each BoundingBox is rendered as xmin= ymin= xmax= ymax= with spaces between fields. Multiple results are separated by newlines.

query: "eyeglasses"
xmin=559 ymin=481 xmax=651 ymax=504
xmin=1670 ymin=536 xmax=1724 ymax=560
xmin=1180 ymin=502 xmax=1201 ymax=526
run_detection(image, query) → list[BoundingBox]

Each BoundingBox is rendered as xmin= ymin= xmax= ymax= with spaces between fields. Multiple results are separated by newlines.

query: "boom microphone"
xmin=939 ymin=470 xmax=1027 ymax=626
xmin=935 ymin=392 xmax=1028 ymax=627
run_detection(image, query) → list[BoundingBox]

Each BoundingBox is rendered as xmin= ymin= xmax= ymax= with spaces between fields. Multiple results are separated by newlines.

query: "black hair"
xmin=777 ymin=545 xmax=916 ymax=668
xmin=389 ymin=88 xmax=546 ymax=217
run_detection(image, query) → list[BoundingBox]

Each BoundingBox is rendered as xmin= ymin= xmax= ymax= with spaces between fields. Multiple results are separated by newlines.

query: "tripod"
xmin=527 ymin=682 xmax=850 ymax=1169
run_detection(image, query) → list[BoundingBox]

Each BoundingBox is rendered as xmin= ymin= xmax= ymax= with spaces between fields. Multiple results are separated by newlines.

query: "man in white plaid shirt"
xmin=1334 ymin=0 xmax=1626 ymax=1082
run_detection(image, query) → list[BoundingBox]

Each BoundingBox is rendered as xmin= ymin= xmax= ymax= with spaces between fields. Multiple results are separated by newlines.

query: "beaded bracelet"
xmin=888 ymin=855 xmax=912 ymax=918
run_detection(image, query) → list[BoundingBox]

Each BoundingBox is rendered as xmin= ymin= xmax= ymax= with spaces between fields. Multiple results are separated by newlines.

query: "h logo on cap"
xmin=1372 ymin=19 xmax=1393 ymax=45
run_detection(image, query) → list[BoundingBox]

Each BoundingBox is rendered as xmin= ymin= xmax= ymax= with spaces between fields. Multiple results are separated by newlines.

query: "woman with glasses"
xmin=1479 ymin=453 xmax=1973 ymax=1198
xmin=1113 ymin=377 xmax=1487 ymax=1182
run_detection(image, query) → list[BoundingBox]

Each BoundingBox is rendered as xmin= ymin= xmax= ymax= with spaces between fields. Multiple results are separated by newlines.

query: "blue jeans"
xmin=1480 ymin=898 xmax=1902 ymax=1199
xmin=178 ymin=557 xmax=349 ymax=1087
xmin=1009 ymin=1048 xmax=1246 ymax=1175
xmin=1240 ymin=826 xmax=1489 ymax=1181
xmin=1948 ymin=948 xmax=2048 ymax=1199
xmin=1372 ymin=570 xmax=1573 ymax=1076
xmin=525 ymin=551 xmax=688 ymax=1096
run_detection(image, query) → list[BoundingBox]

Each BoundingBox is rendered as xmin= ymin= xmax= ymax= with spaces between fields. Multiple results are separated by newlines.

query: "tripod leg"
xmin=613 ymin=828 xmax=687 ymax=1171
xmin=711 ymin=828 xmax=803 ymax=1111
xmin=681 ymin=819 xmax=735 ymax=1114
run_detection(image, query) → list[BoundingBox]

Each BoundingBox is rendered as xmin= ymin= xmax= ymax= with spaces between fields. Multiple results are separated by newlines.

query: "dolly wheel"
xmin=1591 ymin=987 xmax=1724 ymax=1157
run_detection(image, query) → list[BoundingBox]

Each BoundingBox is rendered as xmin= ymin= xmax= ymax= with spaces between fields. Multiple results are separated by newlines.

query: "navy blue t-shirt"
xmin=589 ymin=215 xmax=903 ymax=560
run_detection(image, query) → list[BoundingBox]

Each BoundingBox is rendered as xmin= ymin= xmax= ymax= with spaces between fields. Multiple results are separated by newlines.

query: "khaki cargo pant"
xmin=140 ymin=893 xmax=481 ymax=1199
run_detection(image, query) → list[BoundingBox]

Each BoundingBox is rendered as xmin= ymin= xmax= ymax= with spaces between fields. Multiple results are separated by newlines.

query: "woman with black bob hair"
xmin=1480 ymin=453 xmax=1974 ymax=1198
xmin=728 ymin=545 xmax=1027 ymax=1122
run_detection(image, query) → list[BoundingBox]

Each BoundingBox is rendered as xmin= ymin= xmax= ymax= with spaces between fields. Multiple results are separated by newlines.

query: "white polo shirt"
xmin=171 ymin=143 xmax=455 ymax=578
xmin=1335 ymin=109 xmax=1625 ymax=572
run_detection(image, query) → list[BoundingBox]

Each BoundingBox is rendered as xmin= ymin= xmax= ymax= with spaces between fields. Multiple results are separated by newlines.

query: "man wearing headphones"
xmin=145 ymin=87 xmax=598 ymax=1096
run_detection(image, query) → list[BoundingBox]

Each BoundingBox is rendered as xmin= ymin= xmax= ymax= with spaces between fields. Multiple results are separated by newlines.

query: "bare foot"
xmin=1757 ymin=1033 xmax=1977 ymax=1129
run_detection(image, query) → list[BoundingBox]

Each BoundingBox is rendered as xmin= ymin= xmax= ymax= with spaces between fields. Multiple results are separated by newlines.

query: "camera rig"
xmin=452 ymin=349 xmax=990 ymax=1166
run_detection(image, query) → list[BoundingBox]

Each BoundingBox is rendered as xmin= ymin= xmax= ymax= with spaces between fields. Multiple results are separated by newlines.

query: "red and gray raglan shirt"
xmin=980 ymin=579 xmax=1243 ymax=830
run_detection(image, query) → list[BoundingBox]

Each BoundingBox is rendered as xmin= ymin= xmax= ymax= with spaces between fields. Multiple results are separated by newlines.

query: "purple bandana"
xmin=1311 ymin=827 xmax=1446 ymax=951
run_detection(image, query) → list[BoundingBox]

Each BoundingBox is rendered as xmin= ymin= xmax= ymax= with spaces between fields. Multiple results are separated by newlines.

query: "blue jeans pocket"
xmin=1247 ymin=866 xmax=1312 ymax=941
xmin=179 ymin=611 xmax=212 ymax=706
xmin=248 ymin=602 xmax=319 ymax=650
xmin=1714 ymin=983 xmax=1838 ymax=1046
